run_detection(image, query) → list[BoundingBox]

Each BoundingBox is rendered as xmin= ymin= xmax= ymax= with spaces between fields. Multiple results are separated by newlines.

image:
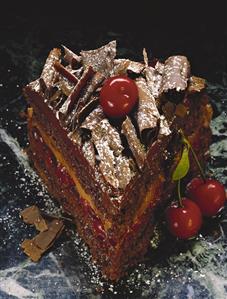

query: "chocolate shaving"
xmin=41 ymin=48 xmax=61 ymax=89
xmin=113 ymin=59 xmax=145 ymax=75
xmin=54 ymin=61 xmax=78 ymax=84
xmin=92 ymin=119 xmax=133 ymax=189
xmin=82 ymin=141 xmax=96 ymax=167
xmin=67 ymin=72 xmax=105 ymax=128
xmin=20 ymin=205 xmax=48 ymax=232
xmin=122 ymin=116 xmax=145 ymax=170
xmin=58 ymin=78 xmax=74 ymax=97
xmin=77 ymin=97 xmax=99 ymax=125
xmin=62 ymin=45 xmax=81 ymax=67
xmin=160 ymin=55 xmax=190 ymax=93
xmin=115 ymin=156 xmax=135 ymax=189
xmin=80 ymin=41 xmax=116 ymax=77
xmin=80 ymin=106 xmax=105 ymax=131
xmin=159 ymin=115 xmax=171 ymax=136
xmin=136 ymin=78 xmax=160 ymax=143
xmin=144 ymin=66 xmax=163 ymax=98
xmin=39 ymin=78 xmax=47 ymax=93
xmin=187 ymin=76 xmax=206 ymax=93
xmin=21 ymin=219 xmax=64 ymax=262
xmin=59 ymin=66 xmax=95 ymax=118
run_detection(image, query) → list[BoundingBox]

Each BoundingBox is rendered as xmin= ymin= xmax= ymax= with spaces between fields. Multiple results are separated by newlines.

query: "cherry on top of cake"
xmin=27 ymin=40 xmax=206 ymax=192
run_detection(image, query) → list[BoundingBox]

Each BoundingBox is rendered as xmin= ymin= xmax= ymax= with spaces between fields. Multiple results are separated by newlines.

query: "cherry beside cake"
xmin=23 ymin=41 xmax=213 ymax=280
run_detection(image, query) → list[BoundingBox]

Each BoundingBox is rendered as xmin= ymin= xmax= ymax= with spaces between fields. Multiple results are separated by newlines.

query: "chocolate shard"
xmin=62 ymin=45 xmax=81 ymax=67
xmin=59 ymin=66 xmax=95 ymax=118
xmin=41 ymin=48 xmax=61 ymax=89
xmin=68 ymin=72 xmax=105 ymax=129
xmin=92 ymin=119 xmax=134 ymax=189
xmin=82 ymin=140 xmax=96 ymax=167
xmin=20 ymin=205 xmax=48 ymax=232
xmin=21 ymin=219 xmax=64 ymax=262
xmin=187 ymin=76 xmax=206 ymax=93
xmin=54 ymin=61 xmax=78 ymax=84
xmin=115 ymin=156 xmax=135 ymax=189
xmin=122 ymin=116 xmax=146 ymax=170
xmin=144 ymin=66 xmax=163 ymax=98
xmin=136 ymin=78 xmax=160 ymax=143
xmin=113 ymin=59 xmax=145 ymax=75
xmin=77 ymin=97 xmax=99 ymax=126
xmin=159 ymin=115 xmax=171 ymax=136
xmin=58 ymin=78 xmax=74 ymax=97
xmin=160 ymin=55 xmax=191 ymax=93
xmin=33 ymin=219 xmax=64 ymax=250
xmin=80 ymin=106 xmax=105 ymax=131
xmin=80 ymin=41 xmax=116 ymax=77
xmin=21 ymin=239 xmax=44 ymax=262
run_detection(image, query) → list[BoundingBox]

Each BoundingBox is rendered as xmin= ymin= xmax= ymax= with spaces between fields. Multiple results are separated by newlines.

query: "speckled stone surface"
xmin=0 ymin=10 xmax=227 ymax=298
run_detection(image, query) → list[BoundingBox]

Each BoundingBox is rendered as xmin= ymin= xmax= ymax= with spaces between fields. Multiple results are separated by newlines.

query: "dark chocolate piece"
xmin=77 ymin=97 xmax=99 ymax=125
xmin=144 ymin=66 xmax=163 ymax=98
xmin=82 ymin=140 xmax=96 ymax=167
xmin=160 ymin=56 xmax=190 ymax=93
xmin=92 ymin=119 xmax=133 ymax=189
xmin=113 ymin=59 xmax=145 ymax=75
xmin=136 ymin=78 xmax=160 ymax=142
xmin=122 ymin=116 xmax=145 ymax=170
xmin=80 ymin=106 xmax=105 ymax=131
xmin=63 ymin=45 xmax=81 ymax=67
xmin=187 ymin=76 xmax=206 ymax=93
xmin=41 ymin=48 xmax=61 ymax=89
xmin=80 ymin=41 xmax=116 ymax=77
xmin=54 ymin=61 xmax=78 ymax=84
xmin=59 ymin=66 xmax=95 ymax=118
xmin=20 ymin=205 xmax=48 ymax=232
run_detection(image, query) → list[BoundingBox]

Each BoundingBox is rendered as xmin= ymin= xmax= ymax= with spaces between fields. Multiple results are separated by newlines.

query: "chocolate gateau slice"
xmin=23 ymin=41 xmax=212 ymax=280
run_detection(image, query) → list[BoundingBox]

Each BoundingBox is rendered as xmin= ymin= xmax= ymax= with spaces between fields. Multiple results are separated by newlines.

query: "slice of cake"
xmin=23 ymin=41 xmax=213 ymax=280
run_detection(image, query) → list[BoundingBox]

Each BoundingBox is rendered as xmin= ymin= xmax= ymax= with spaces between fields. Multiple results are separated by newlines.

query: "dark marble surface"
xmin=0 ymin=8 xmax=227 ymax=298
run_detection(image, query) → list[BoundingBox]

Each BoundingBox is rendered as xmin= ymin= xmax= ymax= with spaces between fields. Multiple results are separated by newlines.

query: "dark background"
xmin=0 ymin=2 xmax=226 ymax=106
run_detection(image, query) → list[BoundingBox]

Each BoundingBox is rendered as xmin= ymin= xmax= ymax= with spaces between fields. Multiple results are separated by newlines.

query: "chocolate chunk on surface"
xmin=80 ymin=41 xmax=116 ymax=77
xmin=92 ymin=119 xmax=134 ymax=189
xmin=136 ymin=78 xmax=160 ymax=142
xmin=122 ymin=116 xmax=145 ymax=170
xmin=41 ymin=48 xmax=61 ymax=89
xmin=188 ymin=76 xmax=206 ymax=93
xmin=20 ymin=205 xmax=48 ymax=232
xmin=160 ymin=55 xmax=190 ymax=93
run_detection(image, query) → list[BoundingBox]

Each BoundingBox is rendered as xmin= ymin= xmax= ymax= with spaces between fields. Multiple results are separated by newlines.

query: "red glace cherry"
xmin=100 ymin=75 xmax=138 ymax=118
xmin=166 ymin=198 xmax=202 ymax=240
xmin=186 ymin=178 xmax=226 ymax=217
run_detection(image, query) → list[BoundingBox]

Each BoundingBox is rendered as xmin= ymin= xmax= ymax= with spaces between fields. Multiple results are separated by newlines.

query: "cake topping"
xmin=80 ymin=106 xmax=105 ymax=131
xmin=54 ymin=61 xmax=78 ymax=84
xmin=122 ymin=116 xmax=145 ymax=170
xmin=41 ymin=48 xmax=61 ymax=89
xmin=160 ymin=55 xmax=190 ymax=93
xmin=188 ymin=76 xmax=206 ymax=93
xmin=63 ymin=45 xmax=81 ymax=67
xmin=136 ymin=78 xmax=160 ymax=142
xmin=80 ymin=40 xmax=116 ymax=77
xmin=59 ymin=66 xmax=95 ymax=118
xmin=144 ymin=65 xmax=163 ymax=98
xmin=92 ymin=119 xmax=134 ymax=189
xmin=113 ymin=59 xmax=145 ymax=75
xmin=100 ymin=75 xmax=138 ymax=118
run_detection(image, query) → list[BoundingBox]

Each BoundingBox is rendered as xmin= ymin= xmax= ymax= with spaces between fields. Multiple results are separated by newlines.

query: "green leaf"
xmin=172 ymin=145 xmax=190 ymax=181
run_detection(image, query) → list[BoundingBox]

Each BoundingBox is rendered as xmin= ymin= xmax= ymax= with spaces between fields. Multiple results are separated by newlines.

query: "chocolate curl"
xmin=122 ymin=116 xmax=145 ymax=170
xmin=187 ymin=76 xmax=206 ymax=93
xmin=59 ymin=66 xmax=95 ymax=118
xmin=41 ymin=48 xmax=61 ymax=89
xmin=136 ymin=78 xmax=160 ymax=143
xmin=20 ymin=205 xmax=48 ymax=232
xmin=21 ymin=219 xmax=64 ymax=262
xmin=68 ymin=72 xmax=105 ymax=128
xmin=160 ymin=55 xmax=191 ymax=93
xmin=113 ymin=59 xmax=145 ymax=75
xmin=54 ymin=61 xmax=78 ymax=84
xmin=62 ymin=45 xmax=81 ymax=67
xmin=80 ymin=40 xmax=116 ymax=77
xmin=80 ymin=106 xmax=105 ymax=131
xmin=92 ymin=119 xmax=134 ymax=189
xmin=144 ymin=66 xmax=163 ymax=98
